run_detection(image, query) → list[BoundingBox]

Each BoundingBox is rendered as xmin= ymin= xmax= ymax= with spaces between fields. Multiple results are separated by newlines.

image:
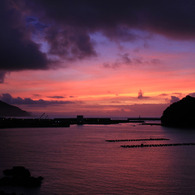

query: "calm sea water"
xmin=0 ymin=123 xmax=195 ymax=195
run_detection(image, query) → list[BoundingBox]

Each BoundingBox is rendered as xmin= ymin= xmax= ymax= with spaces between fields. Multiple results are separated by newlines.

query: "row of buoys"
xmin=106 ymin=138 xmax=169 ymax=142
xmin=121 ymin=143 xmax=195 ymax=148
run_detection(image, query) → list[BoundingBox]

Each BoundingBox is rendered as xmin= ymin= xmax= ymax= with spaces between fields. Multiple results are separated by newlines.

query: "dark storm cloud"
xmin=28 ymin=0 xmax=195 ymax=39
xmin=23 ymin=0 xmax=195 ymax=67
xmin=45 ymin=27 xmax=96 ymax=60
xmin=1 ymin=0 xmax=195 ymax=82
xmin=0 ymin=1 xmax=49 ymax=71
xmin=0 ymin=93 xmax=74 ymax=105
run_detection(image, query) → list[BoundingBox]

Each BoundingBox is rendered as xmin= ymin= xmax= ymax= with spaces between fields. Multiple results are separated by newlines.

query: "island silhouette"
xmin=161 ymin=95 xmax=195 ymax=127
xmin=0 ymin=166 xmax=43 ymax=187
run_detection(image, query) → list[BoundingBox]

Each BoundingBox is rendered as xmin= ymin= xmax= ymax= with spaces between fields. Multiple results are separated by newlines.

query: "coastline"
xmin=0 ymin=116 xmax=161 ymax=129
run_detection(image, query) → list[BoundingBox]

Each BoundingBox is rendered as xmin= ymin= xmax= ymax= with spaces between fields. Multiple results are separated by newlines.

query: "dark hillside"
xmin=161 ymin=95 xmax=195 ymax=127
xmin=0 ymin=100 xmax=30 ymax=117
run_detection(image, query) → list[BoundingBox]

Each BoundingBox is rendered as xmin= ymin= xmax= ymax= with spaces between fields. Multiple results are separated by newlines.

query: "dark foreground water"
xmin=0 ymin=123 xmax=195 ymax=195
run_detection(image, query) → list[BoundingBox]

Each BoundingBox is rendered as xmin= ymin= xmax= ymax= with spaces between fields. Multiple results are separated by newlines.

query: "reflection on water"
xmin=0 ymin=124 xmax=195 ymax=194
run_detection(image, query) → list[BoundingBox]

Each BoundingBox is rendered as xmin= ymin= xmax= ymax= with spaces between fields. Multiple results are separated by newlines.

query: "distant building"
xmin=77 ymin=115 xmax=84 ymax=124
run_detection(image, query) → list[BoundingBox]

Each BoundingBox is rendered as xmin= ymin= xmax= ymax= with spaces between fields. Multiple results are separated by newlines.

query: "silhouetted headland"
xmin=161 ymin=95 xmax=195 ymax=128
xmin=0 ymin=166 xmax=43 ymax=187
xmin=0 ymin=100 xmax=30 ymax=117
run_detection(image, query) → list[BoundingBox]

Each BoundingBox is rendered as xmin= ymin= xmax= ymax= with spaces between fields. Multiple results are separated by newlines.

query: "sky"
xmin=0 ymin=0 xmax=195 ymax=118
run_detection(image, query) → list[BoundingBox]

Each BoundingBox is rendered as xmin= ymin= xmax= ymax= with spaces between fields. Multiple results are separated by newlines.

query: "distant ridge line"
xmin=106 ymin=138 xmax=169 ymax=142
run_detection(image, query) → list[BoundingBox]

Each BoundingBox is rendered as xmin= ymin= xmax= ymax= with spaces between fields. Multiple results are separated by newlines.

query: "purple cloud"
xmin=0 ymin=93 xmax=74 ymax=106
xmin=103 ymin=53 xmax=161 ymax=69
xmin=170 ymin=96 xmax=180 ymax=104
xmin=138 ymin=90 xmax=144 ymax=99
xmin=137 ymin=90 xmax=150 ymax=100
xmin=189 ymin=92 xmax=195 ymax=97
xmin=0 ymin=71 xmax=6 ymax=83
xmin=47 ymin=96 xmax=65 ymax=99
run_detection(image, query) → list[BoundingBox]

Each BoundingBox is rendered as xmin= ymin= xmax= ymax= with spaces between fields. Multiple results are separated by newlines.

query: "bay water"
xmin=0 ymin=123 xmax=195 ymax=194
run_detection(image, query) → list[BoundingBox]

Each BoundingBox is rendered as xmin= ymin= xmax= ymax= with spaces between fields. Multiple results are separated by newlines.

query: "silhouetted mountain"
xmin=161 ymin=95 xmax=195 ymax=127
xmin=0 ymin=100 xmax=30 ymax=117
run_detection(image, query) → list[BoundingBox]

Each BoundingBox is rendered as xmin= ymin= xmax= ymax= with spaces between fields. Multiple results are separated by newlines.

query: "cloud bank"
xmin=0 ymin=93 xmax=74 ymax=106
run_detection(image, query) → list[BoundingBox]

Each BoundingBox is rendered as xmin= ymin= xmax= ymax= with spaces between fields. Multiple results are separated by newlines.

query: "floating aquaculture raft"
xmin=121 ymin=143 xmax=195 ymax=148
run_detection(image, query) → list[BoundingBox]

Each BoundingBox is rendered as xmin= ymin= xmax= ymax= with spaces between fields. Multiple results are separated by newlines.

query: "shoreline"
xmin=0 ymin=116 xmax=161 ymax=129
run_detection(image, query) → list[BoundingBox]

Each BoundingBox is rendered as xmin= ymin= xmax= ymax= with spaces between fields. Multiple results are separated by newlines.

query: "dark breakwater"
xmin=106 ymin=138 xmax=169 ymax=142
xmin=0 ymin=115 xmax=162 ymax=128
xmin=121 ymin=143 xmax=195 ymax=148
xmin=0 ymin=118 xmax=70 ymax=128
